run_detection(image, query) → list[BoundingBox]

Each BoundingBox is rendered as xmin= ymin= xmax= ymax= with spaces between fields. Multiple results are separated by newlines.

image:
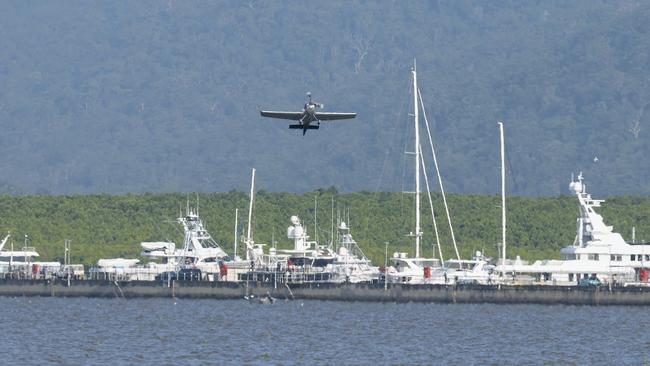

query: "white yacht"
xmin=432 ymin=251 xmax=496 ymax=285
xmin=236 ymin=168 xmax=379 ymax=283
xmin=242 ymin=215 xmax=380 ymax=284
xmin=142 ymin=207 xmax=228 ymax=270
xmin=332 ymin=221 xmax=380 ymax=283
xmin=93 ymin=203 xmax=239 ymax=281
xmin=503 ymin=173 xmax=645 ymax=285
xmin=259 ymin=215 xmax=338 ymax=283
xmin=0 ymin=233 xmax=61 ymax=277
xmin=386 ymin=253 xmax=441 ymax=284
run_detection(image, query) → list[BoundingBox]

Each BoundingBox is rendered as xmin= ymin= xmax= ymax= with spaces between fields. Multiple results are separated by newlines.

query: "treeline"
xmin=1 ymin=190 xmax=649 ymax=267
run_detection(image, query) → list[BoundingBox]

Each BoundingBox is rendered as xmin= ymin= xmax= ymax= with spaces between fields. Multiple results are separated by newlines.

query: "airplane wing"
xmin=260 ymin=111 xmax=304 ymax=120
xmin=314 ymin=112 xmax=357 ymax=121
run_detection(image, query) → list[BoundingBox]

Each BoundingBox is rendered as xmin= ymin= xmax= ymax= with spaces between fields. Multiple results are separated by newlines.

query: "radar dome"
xmin=569 ymin=182 xmax=582 ymax=193
xmin=290 ymin=216 xmax=300 ymax=225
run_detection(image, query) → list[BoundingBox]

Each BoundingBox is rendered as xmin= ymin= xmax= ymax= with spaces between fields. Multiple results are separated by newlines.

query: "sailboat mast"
xmin=413 ymin=62 xmax=421 ymax=258
xmin=246 ymin=168 xmax=256 ymax=260
xmin=498 ymin=122 xmax=507 ymax=268
xmin=234 ymin=208 xmax=239 ymax=259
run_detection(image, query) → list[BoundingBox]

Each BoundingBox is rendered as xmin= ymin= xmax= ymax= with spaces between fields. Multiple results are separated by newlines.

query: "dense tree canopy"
xmin=0 ymin=1 xmax=649 ymax=196
xmin=1 ymin=190 xmax=649 ymax=267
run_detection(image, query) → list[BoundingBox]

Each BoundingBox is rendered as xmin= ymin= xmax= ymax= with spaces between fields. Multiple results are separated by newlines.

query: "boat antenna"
xmin=347 ymin=207 xmax=351 ymax=230
xmin=272 ymin=227 xmax=276 ymax=249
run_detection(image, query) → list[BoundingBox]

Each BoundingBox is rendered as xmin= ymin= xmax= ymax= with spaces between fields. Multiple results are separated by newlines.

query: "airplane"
xmin=260 ymin=92 xmax=357 ymax=135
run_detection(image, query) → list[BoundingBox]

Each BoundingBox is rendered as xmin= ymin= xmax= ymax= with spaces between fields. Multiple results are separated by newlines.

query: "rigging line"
xmin=504 ymin=136 xmax=519 ymax=193
xmin=148 ymin=214 xmax=172 ymax=243
xmin=418 ymin=142 xmax=444 ymax=264
xmin=374 ymin=76 xmax=411 ymax=193
xmin=418 ymin=87 xmax=460 ymax=261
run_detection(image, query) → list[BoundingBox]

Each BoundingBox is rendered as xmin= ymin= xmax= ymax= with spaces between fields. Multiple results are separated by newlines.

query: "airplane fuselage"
xmin=301 ymin=103 xmax=320 ymax=126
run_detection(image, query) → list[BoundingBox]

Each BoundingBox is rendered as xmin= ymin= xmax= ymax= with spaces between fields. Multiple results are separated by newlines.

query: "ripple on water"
xmin=0 ymin=297 xmax=648 ymax=365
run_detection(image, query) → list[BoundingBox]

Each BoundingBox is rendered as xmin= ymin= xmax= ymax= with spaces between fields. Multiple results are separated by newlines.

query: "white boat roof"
xmin=0 ymin=250 xmax=39 ymax=257
xmin=97 ymin=258 xmax=140 ymax=267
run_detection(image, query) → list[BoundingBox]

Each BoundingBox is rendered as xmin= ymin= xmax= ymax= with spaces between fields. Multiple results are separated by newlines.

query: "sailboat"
xmin=384 ymin=62 xmax=498 ymax=285
xmin=384 ymin=63 xmax=446 ymax=285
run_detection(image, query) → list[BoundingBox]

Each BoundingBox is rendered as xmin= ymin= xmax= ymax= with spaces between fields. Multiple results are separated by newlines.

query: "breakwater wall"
xmin=1 ymin=279 xmax=650 ymax=305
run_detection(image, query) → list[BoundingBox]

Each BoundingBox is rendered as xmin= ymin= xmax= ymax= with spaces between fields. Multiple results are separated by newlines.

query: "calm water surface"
xmin=1 ymin=297 xmax=648 ymax=365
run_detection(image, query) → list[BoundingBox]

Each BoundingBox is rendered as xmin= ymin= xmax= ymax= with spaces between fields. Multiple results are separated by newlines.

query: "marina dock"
xmin=2 ymin=279 xmax=650 ymax=306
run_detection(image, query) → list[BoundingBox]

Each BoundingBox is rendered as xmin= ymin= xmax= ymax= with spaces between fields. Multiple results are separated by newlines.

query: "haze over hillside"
xmin=1 ymin=1 xmax=649 ymax=196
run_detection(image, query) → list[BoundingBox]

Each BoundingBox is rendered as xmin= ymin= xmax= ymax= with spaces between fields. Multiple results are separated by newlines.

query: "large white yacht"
xmin=92 ymin=203 xmax=241 ymax=281
xmin=250 ymin=215 xmax=379 ymax=283
xmin=503 ymin=173 xmax=646 ymax=285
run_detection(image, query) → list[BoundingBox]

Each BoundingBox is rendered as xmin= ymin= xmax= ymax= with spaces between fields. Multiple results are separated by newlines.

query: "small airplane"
xmin=260 ymin=92 xmax=357 ymax=135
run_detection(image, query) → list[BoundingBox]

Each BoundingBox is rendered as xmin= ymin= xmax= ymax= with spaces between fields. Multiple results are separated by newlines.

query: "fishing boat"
xmin=91 ymin=199 xmax=240 ymax=281
xmin=332 ymin=221 xmax=380 ymax=283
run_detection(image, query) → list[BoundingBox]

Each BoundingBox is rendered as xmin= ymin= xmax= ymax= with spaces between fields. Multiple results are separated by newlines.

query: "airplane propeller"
xmin=306 ymin=92 xmax=323 ymax=108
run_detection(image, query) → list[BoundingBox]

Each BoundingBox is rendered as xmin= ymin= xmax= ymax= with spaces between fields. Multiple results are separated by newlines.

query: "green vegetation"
xmin=2 ymin=191 xmax=649 ymax=267
xmin=0 ymin=2 xmax=649 ymax=196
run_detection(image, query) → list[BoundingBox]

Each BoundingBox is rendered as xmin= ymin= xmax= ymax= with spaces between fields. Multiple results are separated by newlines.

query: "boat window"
xmin=588 ymin=254 xmax=599 ymax=261
xmin=632 ymin=255 xmax=636 ymax=261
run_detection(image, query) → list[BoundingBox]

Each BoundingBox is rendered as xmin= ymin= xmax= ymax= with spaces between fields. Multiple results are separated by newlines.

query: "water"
xmin=1 ymin=297 xmax=648 ymax=365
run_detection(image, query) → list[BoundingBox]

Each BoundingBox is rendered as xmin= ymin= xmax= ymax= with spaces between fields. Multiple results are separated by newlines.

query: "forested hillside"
xmin=2 ymin=190 xmax=649 ymax=267
xmin=0 ymin=1 xmax=649 ymax=196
